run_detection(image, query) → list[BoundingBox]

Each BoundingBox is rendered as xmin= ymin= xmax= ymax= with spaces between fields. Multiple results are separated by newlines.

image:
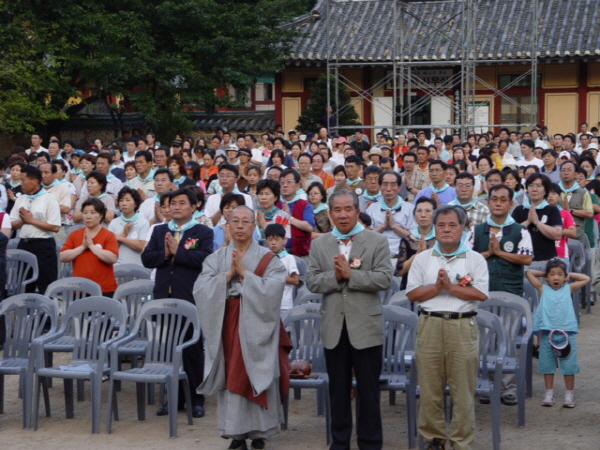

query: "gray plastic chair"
xmin=282 ymin=303 xmax=331 ymax=445
xmin=7 ymin=238 xmax=20 ymax=250
xmin=0 ymin=294 xmax=57 ymax=429
xmin=581 ymin=234 xmax=593 ymax=313
xmin=522 ymin=278 xmax=540 ymax=314
xmin=105 ymin=299 xmax=200 ymax=438
xmin=380 ymin=305 xmax=418 ymax=448
xmin=55 ymin=240 xmax=73 ymax=279
xmin=6 ymin=249 xmax=39 ymax=296
xmin=294 ymin=292 xmax=323 ymax=306
xmin=43 ymin=277 xmax=103 ymax=397
xmin=379 ymin=276 xmax=401 ymax=305
xmin=32 ymin=296 xmax=127 ymax=434
xmin=45 ymin=277 xmax=103 ymax=317
xmin=112 ymin=280 xmax=155 ymax=398
xmin=480 ymin=293 xmax=533 ymax=428
xmin=568 ymin=239 xmax=586 ymax=321
xmin=114 ymin=264 xmax=152 ymax=286
xmin=389 ymin=289 xmax=414 ymax=311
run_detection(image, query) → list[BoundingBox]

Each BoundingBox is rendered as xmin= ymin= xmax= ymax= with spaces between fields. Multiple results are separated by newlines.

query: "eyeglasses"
xmin=229 ymin=219 xmax=255 ymax=226
xmin=455 ymin=183 xmax=473 ymax=189
xmin=528 ymin=183 xmax=544 ymax=188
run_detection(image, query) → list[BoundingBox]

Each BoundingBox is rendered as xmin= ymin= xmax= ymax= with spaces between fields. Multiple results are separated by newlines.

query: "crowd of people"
xmin=2 ymin=121 xmax=598 ymax=450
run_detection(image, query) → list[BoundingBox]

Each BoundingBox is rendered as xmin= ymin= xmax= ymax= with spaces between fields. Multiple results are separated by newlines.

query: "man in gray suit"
xmin=307 ymin=190 xmax=393 ymax=450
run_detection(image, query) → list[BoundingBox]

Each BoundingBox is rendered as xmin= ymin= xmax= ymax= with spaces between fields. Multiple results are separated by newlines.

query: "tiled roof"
xmin=63 ymin=111 xmax=275 ymax=133
xmin=190 ymin=111 xmax=275 ymax=132
xmin=287 ymin=0 xmax=600 ymax=62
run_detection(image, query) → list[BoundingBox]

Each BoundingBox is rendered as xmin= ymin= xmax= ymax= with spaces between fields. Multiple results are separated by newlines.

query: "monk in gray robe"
xmin=194 ymin=205 xmax=288 ymax=450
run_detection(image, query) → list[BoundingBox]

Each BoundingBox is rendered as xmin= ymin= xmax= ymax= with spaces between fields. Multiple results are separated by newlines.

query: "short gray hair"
xmin=432 ymin=205 xmax=468 ymax=228
xmin=328 ymin=189 xmax=359 ymax=210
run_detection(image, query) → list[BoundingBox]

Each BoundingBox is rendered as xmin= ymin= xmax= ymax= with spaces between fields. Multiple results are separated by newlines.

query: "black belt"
xmin=420 ymin=310 xmax=477 ymax=320
xmin=21 ymin=237 xmax=54 ymax=243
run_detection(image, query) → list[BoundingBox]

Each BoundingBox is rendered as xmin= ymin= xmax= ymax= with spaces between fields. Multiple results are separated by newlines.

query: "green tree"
xmin=296 ymin=74 xmax=360 ymax=135
xmin=0 ymin=0 xmax=307 ymax=140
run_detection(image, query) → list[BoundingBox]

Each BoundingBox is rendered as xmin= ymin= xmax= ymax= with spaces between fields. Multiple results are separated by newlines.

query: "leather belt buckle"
xmin=443 ymin=313 xmax=452 ymax=320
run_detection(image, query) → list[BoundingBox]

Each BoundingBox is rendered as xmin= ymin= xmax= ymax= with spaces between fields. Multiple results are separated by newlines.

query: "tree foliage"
xmin=296 ymin=74 xmax=360 ymax=136
xmin=0 ymin=0 xmax=307 ymax=139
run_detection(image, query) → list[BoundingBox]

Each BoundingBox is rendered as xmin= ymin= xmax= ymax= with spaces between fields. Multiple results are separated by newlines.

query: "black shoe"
xmin=192 ymin=405 xmax=205 ymax=418
xmin=228 ymin=439 xmax=248 ymax=450
xmin=425 ymin=439 xmax=445 ymax=450
xmin=501 ymin=394 xmax=518 ymax=406
xmin=156 ymin=402 xmax=187 ymax=415
xmin=251 ymin=439 xmax=265 ymax=450
xmin=479 ymin=395 xmax=490 ymax=404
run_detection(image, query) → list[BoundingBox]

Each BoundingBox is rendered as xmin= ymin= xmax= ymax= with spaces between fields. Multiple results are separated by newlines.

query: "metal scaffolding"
xmin=325 ymin=0 xmax=540 ymax=139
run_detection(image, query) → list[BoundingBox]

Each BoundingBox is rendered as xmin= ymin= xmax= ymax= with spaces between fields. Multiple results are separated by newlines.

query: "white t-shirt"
xmin=10 ymin=191 xmax=61 ymax=239
xmin=516 ymin=157 xmax=543 ymax=168
xmin=204 ymin=191 xmax=254 ymax=226
xmin=108 ymin=216 xmax=150 ymax=266
xmin=279 ymin=253 xmax=299 ymax=311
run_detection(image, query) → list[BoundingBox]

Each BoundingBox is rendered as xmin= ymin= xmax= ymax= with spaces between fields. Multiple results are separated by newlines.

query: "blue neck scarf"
xmin=522 ymin=197 xmax=549 ymax=210
xmin=138 ymin=169 xmax=155 ymax=183
xmin=71 ymin=168 xmax=82 ymax=176
xmin=27 ymin=188 xmax=47 ymax=200
xmin=193 ymin=210 xmax=205 ymax=219
xmin=167 ymin=218 xmax=197 ymax=233
xmin=173 ymin=176 xmax=185 ymax=186
xmin=106 ymin=173 xmax=116 ymax=180
xmin=411 ymin=227 xmax=435 ymax=240
xmin=153 ymin=194 xmax=160 ymax=203
xmin=9 ymin=180 xmax=21 ymax=189
xmin=121 ymin=212 xmax=139 ymax=223
xmin=260 ymin=205 xmax=280 ymax=221
xmin=42 ymin=179 xmax=59 ymax=189
xmin=558 ymin=181 xmax=578 ymax=194
xmin=312 ymin=203 xmax=328 ymax=214
xmin=449 ymin=197 xmax=475 ymax=209
xmin=332 ymin=222 xmax=364 ymax=240
xmin=277 ymin=250 xmax=289 ymax=259
xmin=59 ymin=179 xmax=68 ymax=184
xmin=379 ymin=196 xmax=404 ymax=211
xmin=347 ymin=177 xmax=362 ymax=186
xmin=430 ymin=183 xmax=450 ymax=194
xmin=433 ymin=231 xmax=469 ymax=258
xmin=486 ymin=214 xmax=516 ymax=230
xmin=94 ymin=193 xmax=108 ymax=199
xmin=363 ymin=190 xmax=381 ymax=201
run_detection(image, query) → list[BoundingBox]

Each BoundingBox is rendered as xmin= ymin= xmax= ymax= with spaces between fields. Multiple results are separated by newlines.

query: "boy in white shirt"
xmin=265 ymin=223 xmax=299 ymax=313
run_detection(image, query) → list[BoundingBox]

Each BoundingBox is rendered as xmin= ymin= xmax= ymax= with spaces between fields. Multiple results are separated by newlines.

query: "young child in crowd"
xmin=265 ymin=223 xmax=298 ymax=314
xmin=526 ymin=259 xmax=590 ymax=408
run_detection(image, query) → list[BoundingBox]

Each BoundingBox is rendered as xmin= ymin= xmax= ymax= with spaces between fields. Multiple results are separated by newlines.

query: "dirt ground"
xmin=2 ymin=310 xmax=599 ymax=450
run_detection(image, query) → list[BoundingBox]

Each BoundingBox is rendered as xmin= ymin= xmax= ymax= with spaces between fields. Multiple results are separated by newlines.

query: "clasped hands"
xmin=164 ymin=233 xmax=179 ymax=258
xmin=334 ymin=254 xmax=351 ymax=281
xmin=226 ymin=249 xmax=246 ymax=282
xmin=434 ymin=268 xmax=454 ymax=293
